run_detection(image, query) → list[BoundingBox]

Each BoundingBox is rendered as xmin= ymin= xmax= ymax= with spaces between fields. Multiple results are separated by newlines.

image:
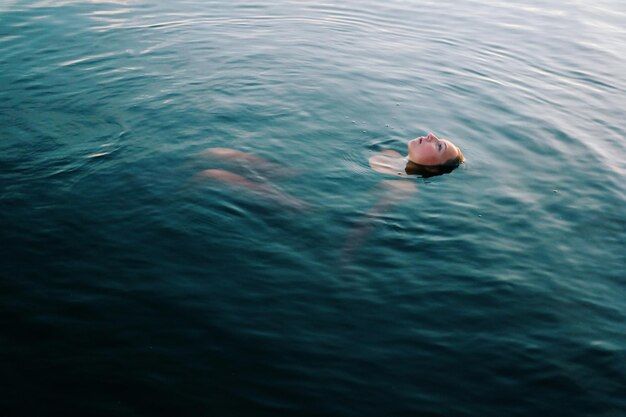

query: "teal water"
xmin=1 ymin=0 xmax=625 ymax=415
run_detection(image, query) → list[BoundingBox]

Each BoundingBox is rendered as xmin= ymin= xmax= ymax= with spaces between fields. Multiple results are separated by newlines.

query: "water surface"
xmin=1 ymin=0 xmax=625 ymax=415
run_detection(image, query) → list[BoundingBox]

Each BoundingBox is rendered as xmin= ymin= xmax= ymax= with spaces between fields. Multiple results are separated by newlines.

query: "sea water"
xmin=1 ymin=0 xmax=625 ymax=415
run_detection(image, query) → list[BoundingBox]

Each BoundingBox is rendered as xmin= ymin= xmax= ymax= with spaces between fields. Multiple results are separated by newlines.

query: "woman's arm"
xmin=341 ymin=180 xmax=416 ymax=265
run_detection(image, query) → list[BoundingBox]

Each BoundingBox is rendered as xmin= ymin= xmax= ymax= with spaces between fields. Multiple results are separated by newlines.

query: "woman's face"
xmin=407 ymin=133 xmax=459 ymax=166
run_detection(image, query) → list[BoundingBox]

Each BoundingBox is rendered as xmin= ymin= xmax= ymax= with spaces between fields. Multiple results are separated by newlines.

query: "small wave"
xmin=86 ymin=151 xmax=111 ymax=159
xmin=59 ymin=51 xmax=117 ymax=67
xmin=85 ymin=134 xmax=124 ymax=160
xmin=342 ymin=149 xmax=372 ymax=176
xmin=89 ymin=10 xmax=428 ymax=38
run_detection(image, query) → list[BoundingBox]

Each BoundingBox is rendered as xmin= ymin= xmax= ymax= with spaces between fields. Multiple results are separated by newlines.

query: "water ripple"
xmin=2 ymin=1 xmax=626 ymax=416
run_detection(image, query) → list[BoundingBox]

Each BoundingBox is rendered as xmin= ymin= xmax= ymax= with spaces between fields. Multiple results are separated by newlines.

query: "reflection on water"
xmin=1 ymin=0 xmax=625 ymax=415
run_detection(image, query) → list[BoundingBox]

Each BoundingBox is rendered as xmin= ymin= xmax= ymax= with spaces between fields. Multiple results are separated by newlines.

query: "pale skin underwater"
xmin=195 ymin=148 xmax=308 ymax=210
xmin=195 ymin=132 xmax=463 ymax=266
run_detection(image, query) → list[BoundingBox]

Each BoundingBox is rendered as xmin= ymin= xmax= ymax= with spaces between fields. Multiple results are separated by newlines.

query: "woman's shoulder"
xmin=368 ymin=151 xmax=407 ymax=176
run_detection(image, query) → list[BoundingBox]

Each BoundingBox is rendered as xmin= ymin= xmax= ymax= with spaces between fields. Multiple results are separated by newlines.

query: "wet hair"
xmin=405 ymin=147 xmax=465 ymax=178
xmin=445 ymin=147 xmax=465 ymax=166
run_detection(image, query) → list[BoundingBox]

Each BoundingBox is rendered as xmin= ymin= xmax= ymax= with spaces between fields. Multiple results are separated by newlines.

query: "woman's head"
xmin=407 ymin=133 xmax=464 ymax=167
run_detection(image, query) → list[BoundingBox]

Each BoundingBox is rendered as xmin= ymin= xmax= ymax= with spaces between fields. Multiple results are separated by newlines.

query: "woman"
xmin=369 ymin=132 xmax=465 ymax=177
xmin=342 ymin=133 xmax=464 ymax=265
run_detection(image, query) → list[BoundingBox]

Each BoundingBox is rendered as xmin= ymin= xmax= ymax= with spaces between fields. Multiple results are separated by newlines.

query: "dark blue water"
xmin=2 ymin=0 xmax=625 ymax=415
